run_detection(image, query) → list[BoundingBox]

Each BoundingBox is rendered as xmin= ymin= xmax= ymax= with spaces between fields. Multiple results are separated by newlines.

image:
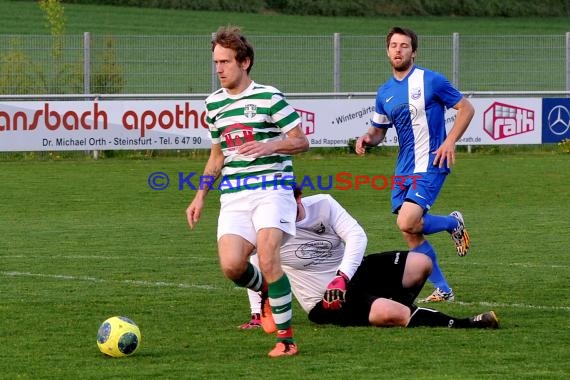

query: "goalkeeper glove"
xmin=323 ymin=271 xmax=349 ymax=310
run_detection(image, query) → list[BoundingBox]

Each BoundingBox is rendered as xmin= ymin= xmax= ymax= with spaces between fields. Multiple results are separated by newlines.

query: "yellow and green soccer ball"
xmin=96 ymin=316 xmax=141 ymax=357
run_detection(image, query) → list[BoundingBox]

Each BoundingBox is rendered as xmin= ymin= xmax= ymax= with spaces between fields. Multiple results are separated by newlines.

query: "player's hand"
xmin=186 ymin=197 xmax=204 ymax=229
xmin=323 ymin=271 xmax=349 ymax=310
xmin=355 ymin=135 xmax=371 ymax=155
xmin=433 ymin=140 xmax=456 ymax=168
xmin=237 ymin=140 xmax=275 ymax=157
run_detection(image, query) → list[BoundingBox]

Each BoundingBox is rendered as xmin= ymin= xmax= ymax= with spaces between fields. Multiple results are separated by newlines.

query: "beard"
xmin=391 ymin=57 xmax=413 ymax=72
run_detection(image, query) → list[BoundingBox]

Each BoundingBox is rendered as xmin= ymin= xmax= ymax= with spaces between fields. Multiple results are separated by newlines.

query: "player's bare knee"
xmin=222 ymin=268 xmax=240 ymax=281
xmin=369 ymin=301 xmax=390 ymax=325
xmin=219 ymin=258 xmax=249 ymax=281
xmin=409 ymin=252 xmax=432 ymax=273
xmin=403 ymin=253 xmax=432 ymax=286
xmin=396 ymin=216 xmax=420 ymax=234
xmin=369 ymin=299 xmax=408 ymax=327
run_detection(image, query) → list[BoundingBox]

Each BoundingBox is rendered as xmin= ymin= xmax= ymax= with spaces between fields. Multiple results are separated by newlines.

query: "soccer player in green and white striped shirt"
xmin=186 ymin=25 xmax=309 ymax=358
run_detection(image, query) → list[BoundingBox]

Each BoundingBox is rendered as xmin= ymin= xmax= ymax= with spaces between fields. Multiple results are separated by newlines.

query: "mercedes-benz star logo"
xmin=547 ymin=105 xmax=570 ymax=136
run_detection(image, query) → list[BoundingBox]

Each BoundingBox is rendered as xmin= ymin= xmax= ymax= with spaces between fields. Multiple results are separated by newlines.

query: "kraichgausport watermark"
xmin=147 ymin=171 xmax=420 ymax=191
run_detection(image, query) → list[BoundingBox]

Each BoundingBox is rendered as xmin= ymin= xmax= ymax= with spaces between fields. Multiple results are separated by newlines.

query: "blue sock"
xmin=413 ymin=240 xmax=451 ymax=293
xmin=423 ymin=214 xmax=458 ymax=235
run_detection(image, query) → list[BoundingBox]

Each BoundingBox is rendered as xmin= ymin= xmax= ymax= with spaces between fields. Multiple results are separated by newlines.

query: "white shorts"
xmin=217 ymin=188 xmax=296 ymax=245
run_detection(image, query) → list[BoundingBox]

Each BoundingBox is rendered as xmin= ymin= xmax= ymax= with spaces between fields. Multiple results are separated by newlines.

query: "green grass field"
xmin=1 ymin=152 xmax=569 ymax=379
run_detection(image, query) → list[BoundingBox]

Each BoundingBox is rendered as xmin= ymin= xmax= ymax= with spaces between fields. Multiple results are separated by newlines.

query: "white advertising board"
xmin=0 ymin=97 xmax=542 ymax=151
xmin=0 ymin=100 xmax=211 ymax=151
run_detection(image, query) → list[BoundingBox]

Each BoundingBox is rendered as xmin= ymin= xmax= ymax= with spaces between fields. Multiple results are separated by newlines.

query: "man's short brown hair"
xmin=212 ymin=25 xmax=255 ymax=74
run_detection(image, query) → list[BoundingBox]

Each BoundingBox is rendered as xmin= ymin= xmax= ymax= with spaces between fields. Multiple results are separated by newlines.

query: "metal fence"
xmin=0 ymin=33 xmax=569 ymax=95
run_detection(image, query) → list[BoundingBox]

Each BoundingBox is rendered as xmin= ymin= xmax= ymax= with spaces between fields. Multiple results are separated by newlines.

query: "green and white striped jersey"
xmin=205 ymin=81 xmax=301 ymax=193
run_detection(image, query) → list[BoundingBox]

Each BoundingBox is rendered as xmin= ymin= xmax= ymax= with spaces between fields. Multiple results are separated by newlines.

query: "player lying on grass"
xmin=240 ymin=188 xmax=498 ymax=330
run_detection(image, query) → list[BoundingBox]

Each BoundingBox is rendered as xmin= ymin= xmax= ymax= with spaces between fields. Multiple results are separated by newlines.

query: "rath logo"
xmin=483 ymin=102 xmax=534 ymax=140
xmin=295 ymin=108 xmax=315 ymax=135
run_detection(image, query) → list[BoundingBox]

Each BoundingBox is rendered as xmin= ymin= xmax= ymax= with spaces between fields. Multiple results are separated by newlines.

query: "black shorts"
xmin=308 ymin=250 xmax=412 ymax=326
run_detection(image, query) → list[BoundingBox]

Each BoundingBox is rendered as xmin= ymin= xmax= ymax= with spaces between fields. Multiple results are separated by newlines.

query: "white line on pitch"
xmin=1 ymin=271 xmax=218 ymax=290
xmin=455 ymin=301 xmax=570 ymax=312
xmin=0 ymin=255 xmax=217 ymax=261
xmin=3 ymin=271 xmax=569 ymax=312
xmin=466 ymin=262 xmax=568 ymax=269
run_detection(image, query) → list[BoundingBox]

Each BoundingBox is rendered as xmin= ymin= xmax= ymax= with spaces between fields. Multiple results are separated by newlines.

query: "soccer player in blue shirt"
xmin=356 ymin=27 xmax=474 ymax=302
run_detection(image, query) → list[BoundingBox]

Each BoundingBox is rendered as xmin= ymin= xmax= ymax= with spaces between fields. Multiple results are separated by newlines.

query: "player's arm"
xmin=327 ymin=196 xmax=367 ymax=279
xmin=322 ymin=195 xmax=367 ymax=310
xmin=186 ymin=143 xmax=224 ymax=229
xmin=355 ymin=127 xmax=387 ymax=155
xmin=448 ymin=97 xmax=474 ymax=142
xmin=272 ymin=124 xmax=310 ymax=154
xmin=434 ymin=97 xmax=474 ymax=168
xmin=238 ymin=92 xmax=309 ymax=157
xmin=237 ymin=124 xmax=309 ymax=157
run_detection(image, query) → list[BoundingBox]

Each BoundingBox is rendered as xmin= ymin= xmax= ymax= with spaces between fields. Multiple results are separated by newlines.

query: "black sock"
xmin=407 ymin=306 xmax=470 ymax=328
xmin=233 ymin=263 xmax=263 ymax=291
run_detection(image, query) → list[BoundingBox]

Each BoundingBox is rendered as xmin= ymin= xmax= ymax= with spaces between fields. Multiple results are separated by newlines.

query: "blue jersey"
xmin=371 ymin=65 xmax=462 ymax=175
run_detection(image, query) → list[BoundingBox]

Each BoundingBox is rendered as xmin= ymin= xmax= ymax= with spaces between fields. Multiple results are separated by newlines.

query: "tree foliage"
xmin=48 ymin=0 xmax=570 ymax=17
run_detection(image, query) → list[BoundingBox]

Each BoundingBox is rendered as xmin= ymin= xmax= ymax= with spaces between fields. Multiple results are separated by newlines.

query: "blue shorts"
xmin=391 ymin=172 xmax=447 ymax=214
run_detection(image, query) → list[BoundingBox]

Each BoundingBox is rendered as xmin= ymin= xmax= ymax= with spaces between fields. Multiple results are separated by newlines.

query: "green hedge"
xmin=266 ymin=0 xmax=570 ymax=17
xmin=16 ymin=0 xmax=570 ymax=17
xmin=56 ymin=0 xmax=265 ymax=13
